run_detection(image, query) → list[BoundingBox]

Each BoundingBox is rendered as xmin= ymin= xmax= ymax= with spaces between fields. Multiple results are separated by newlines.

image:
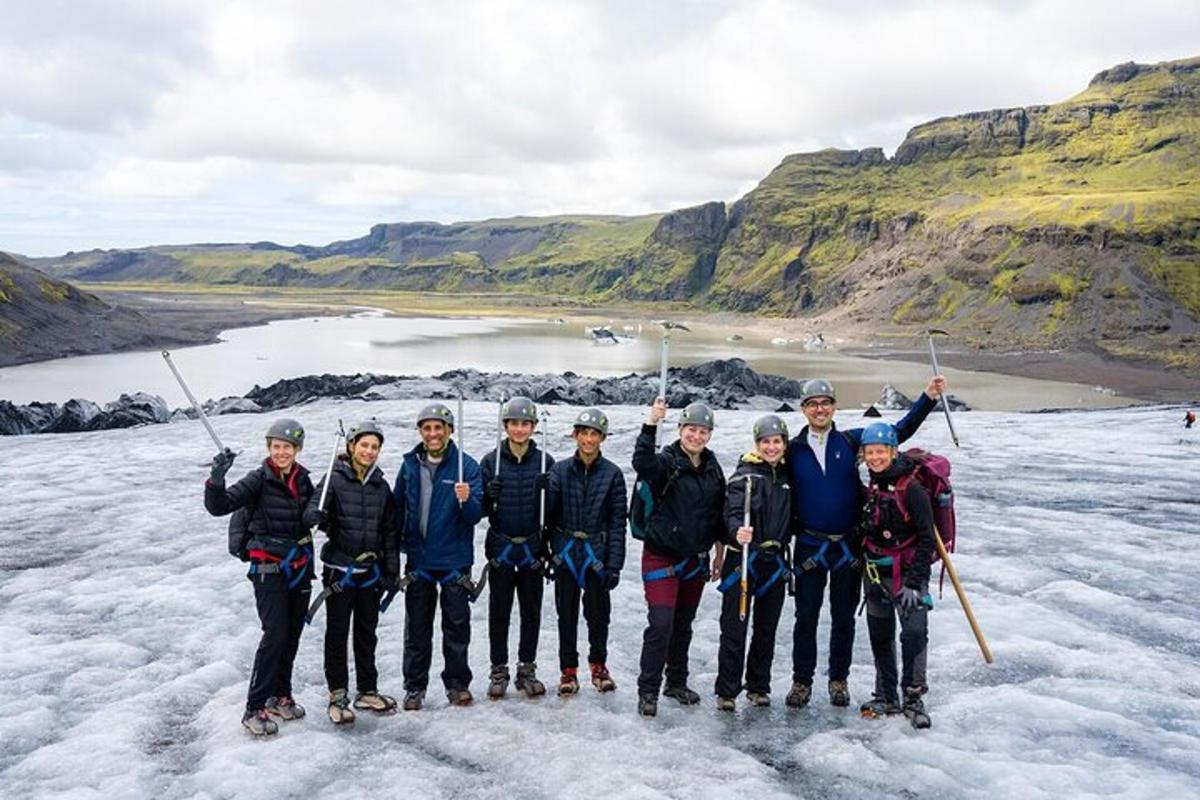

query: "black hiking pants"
xmin=323 ymin=568 xmax=384 ymax=694
xmin=488 ymin=565 xmax=544 ymax=666
xmin=864 ymin=580 xmax=929 ymax=701
xmin=554 ymin=569 xmax=610 ymax=671
xmin=637 ymin=548 xmax=706 ymax=695
xmin=791 ymin=563 xmax=861 ymax=685
xmin=247 ymin=572 xmax=311 ymax=711
xmin=715 ymin=553 xmax=787 ymax=699
xmin=402 ymin=572 xmax=473 ymax=693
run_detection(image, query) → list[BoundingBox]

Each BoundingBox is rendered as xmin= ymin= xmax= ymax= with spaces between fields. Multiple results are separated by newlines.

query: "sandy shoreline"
xmin=74 ymin=286 xmax=1200 ymax=406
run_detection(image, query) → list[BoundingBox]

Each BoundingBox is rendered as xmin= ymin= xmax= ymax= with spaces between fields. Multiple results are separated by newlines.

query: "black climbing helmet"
xmin=501 ymin=396 xmax=539 ymax=424
xmin=416 ymin=403 xmax=455 ymax=430
xmin=752 ymin=414 xmax=788 ymax=442
xmin=265 ymin=418 xmax=305 ymax=448
xmin=573 ymin=407 xmax=609 ymax=436
xmin=678 ymin=402 xmax=715 ymax=430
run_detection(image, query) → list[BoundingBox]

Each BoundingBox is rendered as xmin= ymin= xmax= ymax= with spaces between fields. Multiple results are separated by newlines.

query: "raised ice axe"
xmin=161 ymin=349 xmax=225 ymax=453
xmin=926 ymin=329 xmax=960 ymax=448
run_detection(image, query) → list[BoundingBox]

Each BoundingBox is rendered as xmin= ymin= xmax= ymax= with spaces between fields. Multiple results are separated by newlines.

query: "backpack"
xmin=227 ymin=501 xmax=256 ymax=562
xmin=628 ymin=467 xmax=679 ymax=542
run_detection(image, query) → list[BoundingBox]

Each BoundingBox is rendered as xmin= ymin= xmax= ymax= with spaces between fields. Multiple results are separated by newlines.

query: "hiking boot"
xmin=353 ymin=691 xmax=397 ymax=714
xmin=715 ymin=696 xmax=736 ymax=712
xmin=488 ymin=665 xmax=510 ymax=700
xmin=327 ymin=689 xmax=355 ymax=725
xmin=745 ymin=691 xmax=771 ymax=707
xmin=785 ymin=681 xmax=812 ymax=708
xmin=589 ymin=663 xmax=616 ymax=693
xmin=637 ymin=692 xmax=658 ymax=717
xmin=402 ymin=690 xmax=425 ymax=711
xmin=859 ymin=695 xmax=902 ymax=719
xmin=241 ymin=708 xmax=278 ymax=736
xmin=515 ymin=662 xmax=546 ymax=697
xmin=266 ymin=695 xmax=305 ymax=721
xmin=828 ymin=680 xmax=850 ymax=707
xmin=663 ymin=685 xmax=700 ymax=706
xmin=446 ymin=688 xmax=474 ymax=707
xmin=558 ymin=668 xmax=580 ymax=696
xmin=903 ymin=689 xmax=931 ymax=729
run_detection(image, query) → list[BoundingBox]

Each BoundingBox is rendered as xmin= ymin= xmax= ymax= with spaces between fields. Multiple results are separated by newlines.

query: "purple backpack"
xmin=867 ymin=448 xmax=956 ymax=595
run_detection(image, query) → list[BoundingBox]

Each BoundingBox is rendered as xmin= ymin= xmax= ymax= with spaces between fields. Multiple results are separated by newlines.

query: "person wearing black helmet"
xmin=785 ymin=374 xmax=945 ymax=711
xmin=544 ymin=407 xmax=627 ymax=698
xmin=392 ymin=402 xmax=484 ymax=710
xmin=714 ymin=414 xmax=792 ymax=711
xmin=857 ymin=422 xmax=935 ymax=729
xmin=205 ymin=418 xmax=315 ymax=736
xmin=479 ymin=396 xmax=555 ymax=699
xmin=304 ymin=419 xmax=401 ymax=724
xmin=633 ymin=398 xmax=726 ymax=717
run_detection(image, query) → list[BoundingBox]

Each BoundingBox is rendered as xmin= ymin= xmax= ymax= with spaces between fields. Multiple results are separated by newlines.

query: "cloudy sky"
xmin=1 ymin=0 xmax=1196 ymax=256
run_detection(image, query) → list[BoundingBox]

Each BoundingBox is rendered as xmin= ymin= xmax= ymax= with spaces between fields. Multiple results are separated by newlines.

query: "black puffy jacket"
xmin=860 ymin=456 xmax=935 ymax=590
xmin=206 ymin=460 xmax=315 ymax=562
xmin=304 ymin=456 xmax=400 ymax=577
xmin=480 ymin=440 xmax=555 ymax=560
xmin=632 ymin=424 xmax=726 ymax=559
xmin=724 ymin=452 xmax=792 ymax=549
xmin=546 ymin=452 xmax=627 ymax=574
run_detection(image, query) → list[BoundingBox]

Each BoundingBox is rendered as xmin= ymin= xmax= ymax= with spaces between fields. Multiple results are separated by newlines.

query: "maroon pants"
xmin=636 ymin=548 xmax=707 ymax=694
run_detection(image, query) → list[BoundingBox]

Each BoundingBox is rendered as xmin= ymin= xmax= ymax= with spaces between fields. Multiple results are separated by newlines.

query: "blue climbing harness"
xmin=643 ymin=553 xmax=709 ymax=583
xmin=305 ymin=556 xmax=382 ymax=623
xmin=247 ymin=537 xmax=313 ymax=590
xmin=491 ymin=534 xmax=539 ymax=570
xmin=795 ymin=530 xmax=856 ymax=574
xmin=717 ymin=544 xmax=790 ymax=597
xmin=553 ymin=531 xmax=604 ymax=588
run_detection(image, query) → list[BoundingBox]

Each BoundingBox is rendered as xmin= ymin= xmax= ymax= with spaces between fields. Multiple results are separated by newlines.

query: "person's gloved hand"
xmin=896 ymin=586 xmax=923 ymax=614
xmin=486 ymin=478 xmax=504 ymax=501
xmin=603 ymin=570 xmax=620 ymax=591
xmin=210 ymin=448 xmax=236 ymax=483
xmin=383 ymin=573 xmax=401 ymax=594
xmin=533 ymin=473 xmax=550 ymax=493
xmin=312 ymin=509 xmax=328 ymax=529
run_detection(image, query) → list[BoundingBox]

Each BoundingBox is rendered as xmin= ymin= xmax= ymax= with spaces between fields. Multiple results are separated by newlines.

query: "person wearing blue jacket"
xmin=545 ymin=408 xmax=627 ymax=697
xmin=393 ymin=402 xmax=484 ymax=710
xmin=479 ymin=396 xmax=554 ymax=699
xmin=785 ymin=375 xmax=946 ymax=710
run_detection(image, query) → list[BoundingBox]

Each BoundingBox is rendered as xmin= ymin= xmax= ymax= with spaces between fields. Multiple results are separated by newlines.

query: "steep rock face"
xmin=617 ymin=202 xmax=728 ymax=300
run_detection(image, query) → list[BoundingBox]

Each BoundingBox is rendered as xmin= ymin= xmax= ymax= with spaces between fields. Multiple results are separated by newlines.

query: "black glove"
xmin=384 ymin=573 xmax=401 ymax=594
xmin=311 ymin=508 xmax=328 ymax=529
xmin=486 ymin=478 xmax=504 ymax=501
xmin=896 ymin=587 xmax=923 ymax=615
xmin=533 ymin=473 xmax=550 ymax=493
xmin=603 ymin=570 xmax=620 ymax=591
xmin=210 ymin=448 xmax=236 ymax=483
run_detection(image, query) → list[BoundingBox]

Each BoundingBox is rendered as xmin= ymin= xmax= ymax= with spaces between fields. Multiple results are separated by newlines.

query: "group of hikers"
xmin=203 ymin=372 xmax=950 ymax=737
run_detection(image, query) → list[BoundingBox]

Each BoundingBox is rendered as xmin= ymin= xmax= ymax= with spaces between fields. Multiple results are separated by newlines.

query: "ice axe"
xmin=162 ymin=350 xmax=227 ymax=454
xmin=304 ymin=423 xmax=353 ymax=624
xmin=926 ymin=329 xmax=960 ymax=448
xmin=934 ymin=526 xmax=993 ymax=664
xmin=738 ymin=473 xmax=763 ymax=623
xmin=456 ymin=389 xmax=466 ymax=506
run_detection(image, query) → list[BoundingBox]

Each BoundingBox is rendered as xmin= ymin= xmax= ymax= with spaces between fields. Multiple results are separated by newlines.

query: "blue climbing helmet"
xmin=861 ymin=422 xmax=898 ymax=447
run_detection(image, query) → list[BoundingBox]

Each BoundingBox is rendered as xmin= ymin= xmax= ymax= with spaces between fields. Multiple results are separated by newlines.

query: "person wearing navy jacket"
xmin=785 ymin=374 xmax=946 ymax=710
xmin=393 ymin=402 xmax=484 ymax=710
xmin=479 ymin=396 xmax=554 ymax=699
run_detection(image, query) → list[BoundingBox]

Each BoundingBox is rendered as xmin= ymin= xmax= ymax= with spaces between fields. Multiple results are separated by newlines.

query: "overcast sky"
xmin=1 ymin=0 xmax=1196 ymax=256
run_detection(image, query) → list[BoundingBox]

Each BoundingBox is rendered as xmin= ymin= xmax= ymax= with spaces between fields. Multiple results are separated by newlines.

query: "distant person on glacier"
xmin=303 ymin=419 xmax=401 ymax=725
xmin=856 ymin=422 xmax=936 ymax=729
xmin=392 ymin=403 xmax=484 ymax=710
xmin=205 ymin=419 xmax=315 ymax=736
xmin=785 ymin=374 xmax=946 ymax=711
xmin=1186 ymin=410 xmax=1196 ymax=429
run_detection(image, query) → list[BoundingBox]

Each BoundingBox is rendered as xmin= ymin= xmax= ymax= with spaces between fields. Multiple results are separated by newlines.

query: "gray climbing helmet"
xmin=347 ymin=418 xmax=384 ymax=446
xmin=501 ymin=396 xmax=539 ymax=423
xmin=678 ymin=402 xmax=715 ymax=430
xmin=416 ymin=403 xmax=455 ymax=430
xmin=573 ymin=407 xmax=609 ymax=436
xmin=800 ymin=378 xmax=837 ymax=405
xmin=265 ymin=418 xmax=305 ymax=448
xmin=752 ymin=414 xmax=789 ymax=442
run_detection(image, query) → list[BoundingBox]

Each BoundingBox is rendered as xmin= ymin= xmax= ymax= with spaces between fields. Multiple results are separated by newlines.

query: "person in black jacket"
xmin=633 ymin=399 xmax=726 ymax=718
xmin=479 ymin=396 xmax=554 ymax=699
xmin=857 ymin=423 xmax=935 ymax=729
xmin=714 ymin=414 xmax=792 ymax=711
xmin=205 ymin=418 xmax=314 ymax=736
xmin=545 ymin=407 xmax=627 ymax=697
xmin=304 ymin=420 xmax=401 ymax=725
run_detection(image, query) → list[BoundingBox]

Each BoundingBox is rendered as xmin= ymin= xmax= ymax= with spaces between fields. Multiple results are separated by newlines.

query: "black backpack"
xmin=227 ymin=501 xmax=256 ymax=562
xmin=628 ymin=467 xmax=678 ymax=542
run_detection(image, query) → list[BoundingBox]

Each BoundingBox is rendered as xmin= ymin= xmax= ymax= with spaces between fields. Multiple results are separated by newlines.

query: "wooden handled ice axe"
xmin=738 ymin=473 xmax=763 ymax=622
xmin=926 ymin=329 xmax=960 ymax=447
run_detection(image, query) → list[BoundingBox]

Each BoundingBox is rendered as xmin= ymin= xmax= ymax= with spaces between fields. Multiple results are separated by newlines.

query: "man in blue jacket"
xmin=786 ymin=375 xmax=946 ymax=710
xmin=393 ymin=402 xmax=484 ymax=710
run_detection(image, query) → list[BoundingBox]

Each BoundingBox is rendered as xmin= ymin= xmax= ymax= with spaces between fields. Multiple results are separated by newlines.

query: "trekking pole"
xmin=656 ymin=331 xmax=670 ymax=447
xmin=935 ymin=527 xmax=993 ymax=664
xmin=739 ymin=474 xmax=753 ymax=623
xmin=457 ymin=390 xmax=466 ymax=506
xmin=926 ymin=330 xmax=960 ymax=448
xmin=161 ymin=350 xmax=225 ymax=452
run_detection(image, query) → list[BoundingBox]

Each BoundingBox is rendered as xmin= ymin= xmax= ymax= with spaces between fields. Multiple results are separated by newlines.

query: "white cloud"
xmin=0 ymin=0 xmax=1197 ymax=255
